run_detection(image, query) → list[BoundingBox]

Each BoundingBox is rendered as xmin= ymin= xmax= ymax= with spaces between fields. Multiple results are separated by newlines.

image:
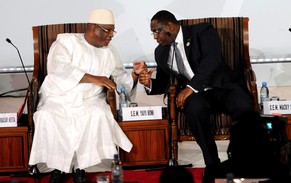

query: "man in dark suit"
xmin=139 ymin=10 xmax=254 ymax=179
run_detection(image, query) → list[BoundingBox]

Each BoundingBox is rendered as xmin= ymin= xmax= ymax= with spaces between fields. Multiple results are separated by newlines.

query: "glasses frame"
xmin=96 ymin=24 xmax=117 ymax=35
xmin=151 ymin=25 xmax=165 ymax=36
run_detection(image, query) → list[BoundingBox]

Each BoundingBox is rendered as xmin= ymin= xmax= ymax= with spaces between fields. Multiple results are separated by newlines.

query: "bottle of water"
xmin=226 ymin=173 xmax=234 ymax=183
xmin=118 ymin=87 xmax=128 ymax=120
xmin=260 ymin=81 xmax=269 ymax=111
xmin=111 ymin=154 xmax=123 ymax=183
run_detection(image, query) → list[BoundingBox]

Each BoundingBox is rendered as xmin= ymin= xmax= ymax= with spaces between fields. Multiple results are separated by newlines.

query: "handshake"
xmin=133 ymin=61 xmax=154 ymax=88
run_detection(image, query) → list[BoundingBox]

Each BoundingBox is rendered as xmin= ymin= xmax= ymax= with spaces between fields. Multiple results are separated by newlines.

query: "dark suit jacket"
xmin=149 ymin=22 xmax=240 ymax=95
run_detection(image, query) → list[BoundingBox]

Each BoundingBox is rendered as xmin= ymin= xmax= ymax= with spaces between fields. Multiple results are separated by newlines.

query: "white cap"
xmin=88 ymin=9 xmax=115 ymax=25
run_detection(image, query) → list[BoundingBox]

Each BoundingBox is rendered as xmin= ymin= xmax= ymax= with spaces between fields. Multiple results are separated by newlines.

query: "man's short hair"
xmin=151 ymin=10 xmax=179 ymax=25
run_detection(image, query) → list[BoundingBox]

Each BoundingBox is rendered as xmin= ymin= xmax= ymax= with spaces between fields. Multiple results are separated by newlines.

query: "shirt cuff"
xmin=144 ymin=81 xmax=152 ymax=93
xmin=187 ymin=85 xmax=199 ymax=93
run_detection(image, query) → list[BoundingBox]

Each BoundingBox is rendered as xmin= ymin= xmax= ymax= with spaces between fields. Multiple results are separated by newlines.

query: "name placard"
xmin=263 ymin=100 xmax=291 ymax=114
xmin=0 ymin=113 xmax=17 ymax=127
xmin=122 ymin=106 xmax=162 ymax=121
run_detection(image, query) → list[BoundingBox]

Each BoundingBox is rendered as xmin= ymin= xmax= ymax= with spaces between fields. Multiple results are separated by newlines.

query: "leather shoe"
xmin=49 ymin=169 xmax=64 ymax=183
xmin=73 ymin=168 xmax=87 ymax=183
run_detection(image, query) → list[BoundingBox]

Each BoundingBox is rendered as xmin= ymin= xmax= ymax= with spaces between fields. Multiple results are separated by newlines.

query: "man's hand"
xmin=176 ymin=87 xmax=193 ymax=109
xmin=133 ymin=61 xmax=147 ymax=75
xmin=139 ymin=68 xmax=154 ymax=88
xmin=80 ymin=74 xmax=116 ymax=89
xmin=93 ymin=76 xmax=116 ymax=89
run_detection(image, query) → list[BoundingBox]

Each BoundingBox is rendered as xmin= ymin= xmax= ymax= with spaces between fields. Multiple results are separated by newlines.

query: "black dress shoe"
xmin=49 ymin=169 xmax=64 ymax=183
xmin=73 ymin=168 xmax=87 ymax=183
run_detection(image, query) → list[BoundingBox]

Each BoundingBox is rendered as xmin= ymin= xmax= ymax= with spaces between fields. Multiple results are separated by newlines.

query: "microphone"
xmin=6 ymin=38 xmax=31 ymax=90
xmin=289 ymin=28 xmax=291 ymax=32
xmin=6 ymin=38 xmax=32 ymax=120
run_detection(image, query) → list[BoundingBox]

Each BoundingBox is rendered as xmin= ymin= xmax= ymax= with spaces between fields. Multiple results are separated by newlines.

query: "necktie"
xmin=174 ymin=42 xmax=191 ymax=80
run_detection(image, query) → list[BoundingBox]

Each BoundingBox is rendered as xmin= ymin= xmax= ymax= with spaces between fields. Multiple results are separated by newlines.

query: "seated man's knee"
xmin=185 ymin=95 xmax=210 ymax=115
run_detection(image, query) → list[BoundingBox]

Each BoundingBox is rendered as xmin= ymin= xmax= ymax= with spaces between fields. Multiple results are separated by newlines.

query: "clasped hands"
xmin=134 ymin=61 xmax=154 ymax=88
xmin=135 ymin=61 xmax=193 ymax=109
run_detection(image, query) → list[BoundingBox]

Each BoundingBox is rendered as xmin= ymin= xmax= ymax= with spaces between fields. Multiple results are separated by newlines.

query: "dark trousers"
xmin=184 ymin=87 xmax=254 ymax=166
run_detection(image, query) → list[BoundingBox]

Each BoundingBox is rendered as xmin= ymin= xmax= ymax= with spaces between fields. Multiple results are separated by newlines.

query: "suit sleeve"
xmin=188 ymin=24 xmax=224 ymax=92
xmin=150 ymin=65 xmax=170 ymax=95
xmin=147 ymin=47 xmax=171 ymax=95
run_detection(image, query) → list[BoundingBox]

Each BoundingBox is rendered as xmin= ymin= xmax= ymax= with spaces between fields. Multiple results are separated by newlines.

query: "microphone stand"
xmin=146 ymin=47 xmax=176 ymax=171
xmin=6 ymin=38 xmax=31 ymax=91
xmin=6 ymin=38 xmax=33 ymax=119
xmin=166 ymin=42 xmax=192 ymax=167
xmin=146 ymin=43 xmax=192 ymax=171
xmin=6 ymin=38 xmax=39 ymax=178
xmin=146 ymin=76 xmax=190 ymax=171
xmin=166 ymin=42 xmax=192 ymax=168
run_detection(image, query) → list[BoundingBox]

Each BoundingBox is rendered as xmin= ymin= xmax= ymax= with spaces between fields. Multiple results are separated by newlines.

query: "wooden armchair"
xmin=27 ymin=23 xmax=117 ymax=152
xmin=168 ymin=17 xmax=259 ymax=144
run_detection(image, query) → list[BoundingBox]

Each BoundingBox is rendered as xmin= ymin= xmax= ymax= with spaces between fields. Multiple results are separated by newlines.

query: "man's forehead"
xmin=150 ymin=20 xmax=162 ymax=28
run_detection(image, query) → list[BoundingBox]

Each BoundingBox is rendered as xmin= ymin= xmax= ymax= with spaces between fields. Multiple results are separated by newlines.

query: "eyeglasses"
xmin=151 ymin=26 xmax=165 ymax=36
xmin=96 ymin=25 xmax=117 ymax=35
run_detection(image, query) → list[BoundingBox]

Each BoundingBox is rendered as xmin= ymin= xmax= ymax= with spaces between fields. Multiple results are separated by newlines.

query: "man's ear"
xmin=88 ymin=23 xmax=96 ymax=32
xmin=165 ymin=22 xmax=174 ymax=32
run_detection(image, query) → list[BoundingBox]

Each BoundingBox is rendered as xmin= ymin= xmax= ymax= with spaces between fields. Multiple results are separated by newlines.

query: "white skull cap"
xmin=88 ymin=9 xmax=115 ymax=24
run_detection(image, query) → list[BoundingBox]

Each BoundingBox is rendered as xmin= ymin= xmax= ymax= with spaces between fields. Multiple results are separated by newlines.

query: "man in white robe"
xmin=28 ymin=9 xmax=145 ymax=183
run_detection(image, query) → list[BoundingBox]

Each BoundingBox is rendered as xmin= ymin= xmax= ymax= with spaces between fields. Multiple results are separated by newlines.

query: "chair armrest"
xmin=168 ymin=84 xmax=177 ymax=122
xmin=27 ymin=78 xmax=40 ymax=129
xmin=107 ymin=88 xmax=117 ymax=120
xmin=27 ymin=77 xmax=40 ymax=152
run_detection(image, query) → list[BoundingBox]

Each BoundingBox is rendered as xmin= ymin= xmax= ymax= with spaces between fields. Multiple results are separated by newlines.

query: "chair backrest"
xmin=175 ymin=17 xmax=259 ymax=141
xmin=32 ymin=23 xmax=87 ymax=85
xmin=28 ymin=23 xmax=117 ymax=151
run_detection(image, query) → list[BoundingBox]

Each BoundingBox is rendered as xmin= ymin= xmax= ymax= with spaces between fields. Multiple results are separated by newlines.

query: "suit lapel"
xmin=181 ymin=26 xmax=192 ymax=58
